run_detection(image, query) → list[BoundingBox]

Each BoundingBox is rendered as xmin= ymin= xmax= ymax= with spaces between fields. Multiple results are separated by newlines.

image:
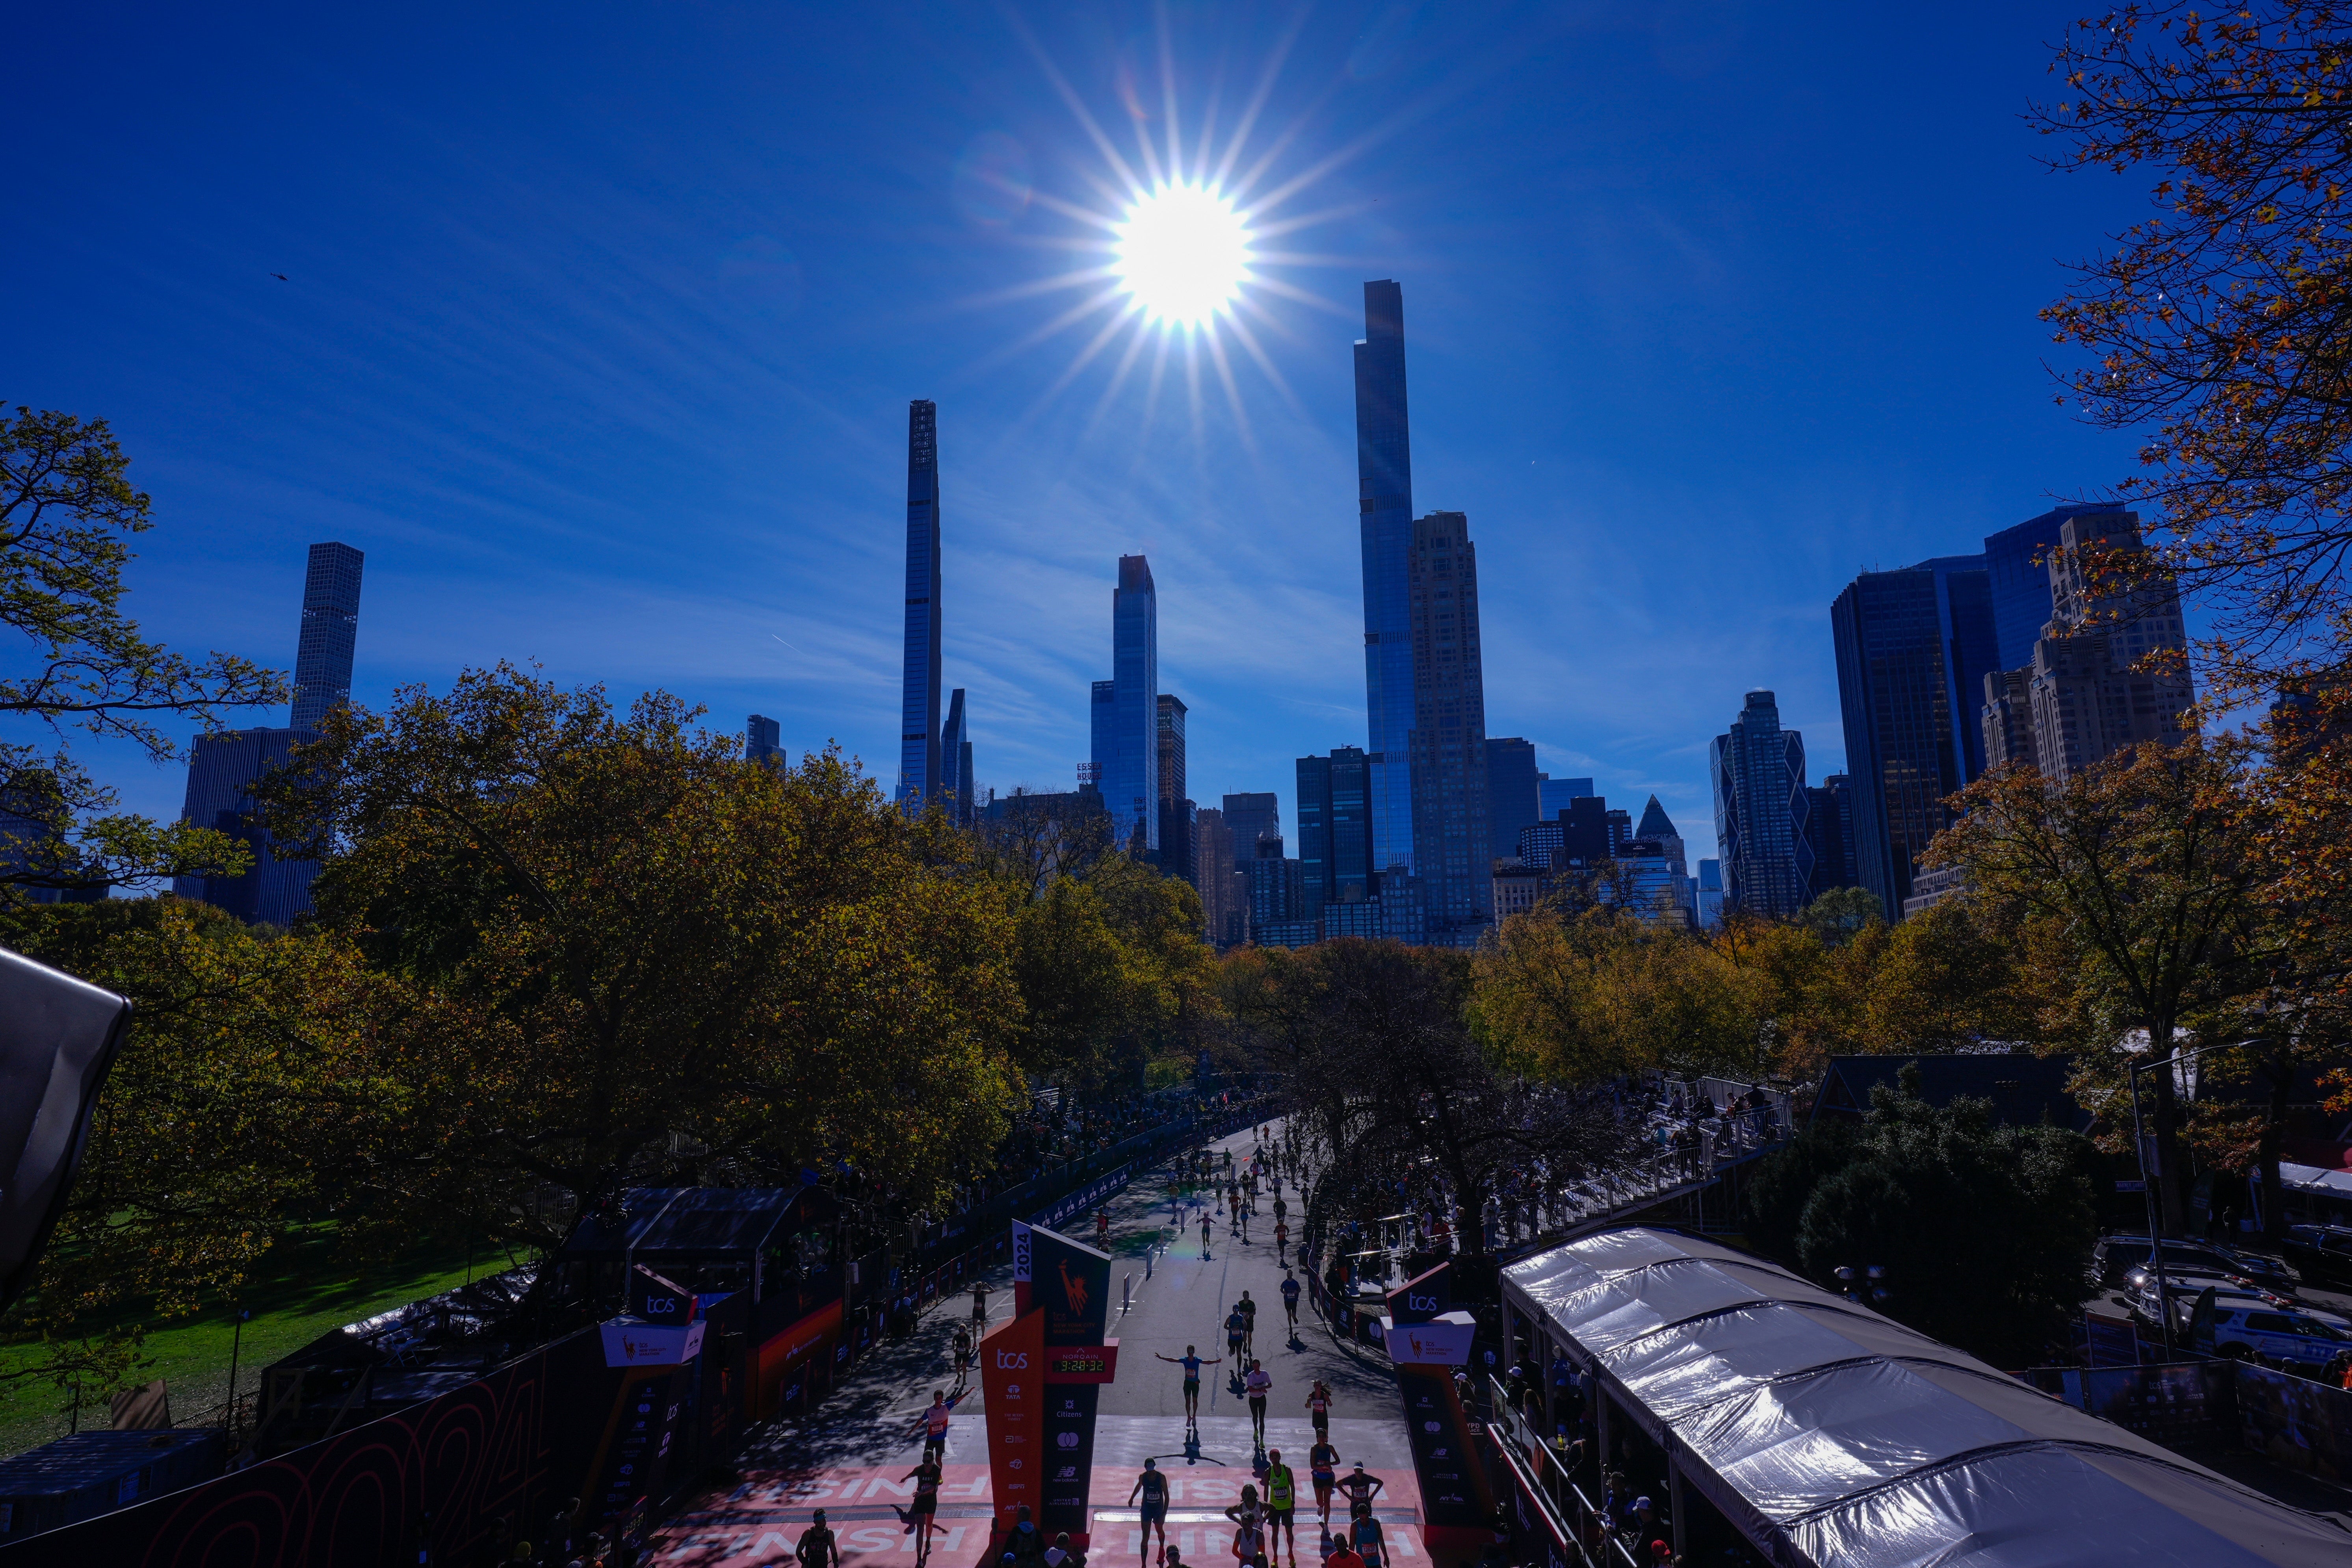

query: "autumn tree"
xmin=258 ymin=666 xmax=1024 ymax=1250
xmin=0 ymin=406 xmax=284 ymax=896
xmin=1929 ymin=742 xmax=2271 ymax=1234
xmin=2040 ymin=6 xmax=2352 ymax=694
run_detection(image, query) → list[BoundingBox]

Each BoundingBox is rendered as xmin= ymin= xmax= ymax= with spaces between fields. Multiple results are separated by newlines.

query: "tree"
xmin=1774 ymin=1068 xmax=2099 ymax=1368
xmin=2039 ymin=6 xmax=2352 ymax=694
xmin=258 ymin=665 xmax=1024 ymax=1248
xmin=1799 ymin=886 xmax=1884 ymax=947
xmin=0 ymin=897 xmax=370 ymax=1402
xmin=1928 ymin=742 xmax=2270 ymax=1234
xmin=1 ymin=407 xmax=285 ymax=894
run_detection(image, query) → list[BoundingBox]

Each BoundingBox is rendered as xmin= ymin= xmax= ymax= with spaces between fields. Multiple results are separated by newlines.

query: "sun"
xmin=1114 ymin=183 xmax=1254 ymax=330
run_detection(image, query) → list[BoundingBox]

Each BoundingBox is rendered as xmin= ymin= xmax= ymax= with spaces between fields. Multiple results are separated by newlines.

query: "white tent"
xmin=1504 ymin=1228 xmax=2351 ymax=1567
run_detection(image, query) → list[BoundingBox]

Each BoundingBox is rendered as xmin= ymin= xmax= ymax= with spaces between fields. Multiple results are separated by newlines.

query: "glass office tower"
xmin=290 ymin=542 xmax=364 ymax=730
xmin=1830 ymin=556 xmax=1999 ymax=914
xmin=897 ymin=400 xmax=943 ymax=815
xmin=1355 ymin=280 xmax=1417 ymax=875
xmin=1404 ymin=510 xmax=1492 ymax=937
xmin=1157 ymin=693 xmax=1192 ymax=883
xmin=746 ymin=714 xmax=782 ymax=767
xmin=939 ymin=688 xmax=973 ymax=824
xmin=1709 ymin=689 xmax=1810 ymax=919
xmin=1484 ymin=737 xmax=1539 ymax=862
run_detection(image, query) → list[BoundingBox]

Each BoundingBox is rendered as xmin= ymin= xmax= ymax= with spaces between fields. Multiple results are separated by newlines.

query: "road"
xmin=650 ymin=1120 xmax=1425 ymax=1568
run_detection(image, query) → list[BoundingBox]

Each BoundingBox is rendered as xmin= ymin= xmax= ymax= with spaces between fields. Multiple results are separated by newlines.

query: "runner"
xmin=1238 ymin=1291 xmax=1258 ymax=1355
xmin=1352 ymin=1512 xmax=1386 ymax=1568
xmin=1280 ymin=1273 xmax=1301 ymax=1339
xmin=914 ymin=1388 xmax=964 ymax=1462
xmin=895 ymin=1453 xmax=944 ymax=1564
xmin=1274 ymin=1219 xmax=1290 ymax=1265
xmin=1307 ymin=1437 xmax=1340 ymax=1531
xmin=1156 ymin=1344 xmax=1220 ymax=1426
xmin=1225 ymin=1483 xmax=1267 ymax=1568
xmin=1128 ymin=1457 xmax=1170 ymax=1565
xmin=1334 ymin=1464 xmax=1384 ymax=1524
xmin=1244 ymin=1359 xmax=1273 ymax=1446
xmin=1096 ymin=1208 xmax=1113 ymax=1251
xmin=972 ymin=1279 xmax=991 ymax=1333
xmin=1224 ymin=1305 xmax=1247 ymax=1368
xmin=1263 ymin=1449 xmax=1297 ymax=1568
xmin=1200 ymin=1212 xmax=1214 ymax=1260
xmin=1306 ymin=1379 xmax=1332 ymax=1441
xmin=1238 ymin=1204 xmax=1251 ymax=1246
xmin=797 ymin=1510 xmax=841 ymax=1568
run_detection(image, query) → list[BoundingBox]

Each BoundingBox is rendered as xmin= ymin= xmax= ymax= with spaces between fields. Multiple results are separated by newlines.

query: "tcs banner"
xmin=980 ymin=1308 xmax=1046 ymax=1534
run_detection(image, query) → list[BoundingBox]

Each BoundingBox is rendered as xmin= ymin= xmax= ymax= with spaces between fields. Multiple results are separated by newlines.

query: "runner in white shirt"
xmin=1244 ymin=1360 xmax=1273 ymax=1446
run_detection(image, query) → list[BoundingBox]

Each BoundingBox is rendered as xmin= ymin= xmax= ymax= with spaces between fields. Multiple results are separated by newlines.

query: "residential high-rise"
xmin=1355 ymin=280 xmax=1418 ymax=876
xmin=1537 ymin=776 xmax=1594 ymax=819
xmin=1710 ymin=689 xmax=1810 ymax=918
xmin=1830 ymin=557 xmax=1999 ymax=915
xmin=290 ymin=542 xmax=364 ymax=730
xmin=1404 ymin=510 xmax=1492 ymax=941
xmin=1296 ymin=745 xmax=1377 ymax=914
xmin=1089 ymin=555 xmax=1160 ymax=854
xmin=1248 ymin=835 xmax=1305 ymax=931
xmin=1222 ymin=792 xmax=1279 ymax=865
xmin=1484 ymin=738 xmax=1539 ymax=863
xmin=1980 ymin=510 xmax=2195 ymax=781
xmin=939 ymin=689 xmax=973 ymax=824
xmin=1156 ymin=694 xmax=1192 ymax=884
xmin=747 ymin=714 xmax=783 ymax=768
xmin=1194 ymin=808 xmax=1245 ymax=947
xmin=897 ymin=400 xmax=944 ymax=815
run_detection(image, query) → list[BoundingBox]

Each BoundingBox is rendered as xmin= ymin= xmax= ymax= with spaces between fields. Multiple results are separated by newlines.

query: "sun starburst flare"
xmin=1114 ymin=182 xmax=1254 ymax=329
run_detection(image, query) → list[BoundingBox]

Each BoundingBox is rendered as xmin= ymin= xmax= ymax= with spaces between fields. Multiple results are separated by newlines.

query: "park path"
xmin=649 ymin=1122 xmax=1425 ymax=1568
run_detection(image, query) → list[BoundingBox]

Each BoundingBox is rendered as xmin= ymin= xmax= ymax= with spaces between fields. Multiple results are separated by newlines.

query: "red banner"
xmin=980 ymin=1307 xmax=1047 ymax=1537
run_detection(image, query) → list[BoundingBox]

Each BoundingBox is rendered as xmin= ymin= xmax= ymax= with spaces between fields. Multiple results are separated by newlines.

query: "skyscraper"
xmin=176 ymin=542 xmax=367 ymax=927
xmin=747 ymin=714 xmax=783 ymax=767
xmin=1710 ymin=689 xmax=1810 ymax=918
xmin=939 ymin=689 xmax=973 ymax=824
xmin=1803 ymin=772 xmax=1859 ymax=899
xmin=1830 ymin=556 xmax=1999 ymax=914
xmin=1484 ymin=737 xmax=1539 ymax=863
xmin=1222 ymin=792 xmax=1278 ymax=864
xmin=1405 ymin=510 xmax=1492 ymax=939
xmin=1355 ymin=280 xmax=1417 ymax=875
xmin=1091 ymin=556 xmax=1160 ymax=853
xmin=1983 ymin=503 xmax=2127 ymax=673
xmin=1295 ymin=745 xmax=1376 ymax=914
xmin=1194 ymin=808 xmax=1241 ymax=946
xmin=1980 ymin=510 xmax=2195 ymax=782
xmin=897 ymin=400 xmax=943 ymax=815
xmin=1156 ymin=694 xmax=1192 ymax=884
xmin=1537 ymin=776 xmax=1595 ymax=819
xmin=290 ymin=542 xmax=364 ymax=730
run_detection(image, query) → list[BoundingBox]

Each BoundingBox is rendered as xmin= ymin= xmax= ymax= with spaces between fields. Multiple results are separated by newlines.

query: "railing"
xmin=1486 ymin=1375 xmax=1641 ymax=1568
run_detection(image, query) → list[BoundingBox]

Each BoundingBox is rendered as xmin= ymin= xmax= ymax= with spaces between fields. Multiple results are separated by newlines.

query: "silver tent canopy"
xmin=1504 ymin=1227 xmax=2351 ymax=1568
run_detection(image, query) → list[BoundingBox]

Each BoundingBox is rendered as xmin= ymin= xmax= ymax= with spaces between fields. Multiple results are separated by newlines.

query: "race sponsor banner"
xmin=1023 ymin=1225 xmax=1111 ymax=1545
xmin=583 ymin=1365 xmax=686 ymax=1527
xmin=981 ymin=1308 xmax=1047 ymax=1536
xmin=600 ymin=1317 xmax=708 ymax=1368
xmin=1385 ymin=1319 xmax=1476 ymax=1366
xmin=1041 ymin=1382 xmax=1102 ymax=1542
xmin=1398 ymin=1362 xmax=1496 ymax=1551
xmin=1387 ymin=1262 xmax=1452 ymax=1326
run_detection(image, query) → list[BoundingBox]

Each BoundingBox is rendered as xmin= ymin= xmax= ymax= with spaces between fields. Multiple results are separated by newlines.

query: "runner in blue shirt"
xmin=1280 ymin=1274 xmax=1302 ymax=1342
xmin=1127 ymin=1457 xmax=1172 ymax=1565
xmin=1156 ymin=1344 xmax=1221 ymax=1427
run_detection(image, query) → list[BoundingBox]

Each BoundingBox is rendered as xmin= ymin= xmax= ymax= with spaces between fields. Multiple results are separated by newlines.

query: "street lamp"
xmin=2125 ymin=1037 xmax=2244 ymax=1356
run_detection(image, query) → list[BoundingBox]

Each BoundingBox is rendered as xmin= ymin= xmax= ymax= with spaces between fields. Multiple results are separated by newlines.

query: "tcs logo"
xmin=1407 ymin=1292 xmax=1439 ymax=1311
xmin=996 ymin=1349 xmax=1030 ymax=1369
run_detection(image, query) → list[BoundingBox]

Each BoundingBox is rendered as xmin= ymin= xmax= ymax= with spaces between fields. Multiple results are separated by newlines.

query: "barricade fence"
xmin=2016 ymin=1358 xmax=2352 ymax=1483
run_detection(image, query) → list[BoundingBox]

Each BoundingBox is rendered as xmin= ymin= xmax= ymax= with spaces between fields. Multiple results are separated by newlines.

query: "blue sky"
xmin=9 ymin=2 xmax=2151 ymax=862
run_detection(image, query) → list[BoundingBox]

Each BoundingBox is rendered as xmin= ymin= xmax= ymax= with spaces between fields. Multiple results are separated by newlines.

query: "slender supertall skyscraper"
xmin=290 ymin=542 xmax=364 ymax=729
xmin=1094 ymin=556 xmax=1159 ymax=852
xmin=897 ymin=400 xmax=943 ymax=815
xmin=1355 ymin=280 xmax=1417 ymax=876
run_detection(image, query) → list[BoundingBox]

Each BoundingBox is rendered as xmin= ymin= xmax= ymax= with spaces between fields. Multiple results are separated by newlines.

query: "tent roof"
xmin=2278 ymin=1161 xmax=2352 ymax=1199
xmin=1505 ymin=1228 xmax=2350 ymax=1568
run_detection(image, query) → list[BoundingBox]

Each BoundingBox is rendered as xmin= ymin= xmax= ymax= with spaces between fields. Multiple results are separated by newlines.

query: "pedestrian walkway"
xmin=651 ymin=1122 xmax=1427 ymax=1568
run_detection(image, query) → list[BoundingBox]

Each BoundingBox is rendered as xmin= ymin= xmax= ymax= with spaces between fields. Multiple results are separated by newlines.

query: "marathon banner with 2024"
xmin=1020 ymin=1223 xmax=1112 ymax=1546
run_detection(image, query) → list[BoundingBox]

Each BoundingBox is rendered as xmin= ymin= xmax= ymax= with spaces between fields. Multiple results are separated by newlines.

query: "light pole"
xmin=225 ymin=1308 xmax=252 ymax=1442
xmin=2126 ymin=1037 xmax=2241 ymax=1356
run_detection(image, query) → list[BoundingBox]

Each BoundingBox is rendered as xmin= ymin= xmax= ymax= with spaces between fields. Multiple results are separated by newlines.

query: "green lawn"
xmin=0 ymin=1228 xmax=519 ymax=1461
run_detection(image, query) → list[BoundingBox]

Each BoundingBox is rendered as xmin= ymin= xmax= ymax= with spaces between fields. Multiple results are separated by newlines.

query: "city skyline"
xmin=15 ymin=5 xmax=2176 ymax=878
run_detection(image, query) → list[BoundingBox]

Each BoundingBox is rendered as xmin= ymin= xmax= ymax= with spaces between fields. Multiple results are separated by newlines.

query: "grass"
xmin=0 ymin=1227 xmax=517 ymax=1461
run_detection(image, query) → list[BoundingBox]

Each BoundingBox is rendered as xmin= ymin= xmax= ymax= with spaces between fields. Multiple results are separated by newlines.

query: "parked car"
xmin=2280 ymin=1224 xmax=2352 ymax=1290
xmin=2123 ymin=1265 xmax=2248 ymax=1330
xmin=2188 ymin=1287 xmax=2352 ymax=1369
xmin=2094 ymin=1234 xmax=2301 ymax=1295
